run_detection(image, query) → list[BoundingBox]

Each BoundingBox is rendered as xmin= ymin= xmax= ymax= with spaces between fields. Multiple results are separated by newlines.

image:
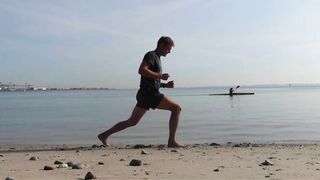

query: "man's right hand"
xmin=160 ymin=73 xmax=170 ymax=80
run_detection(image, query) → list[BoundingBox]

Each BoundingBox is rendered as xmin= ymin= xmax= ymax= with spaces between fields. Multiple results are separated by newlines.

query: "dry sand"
xmin=1 ymin=143 xmax=320 ymax=179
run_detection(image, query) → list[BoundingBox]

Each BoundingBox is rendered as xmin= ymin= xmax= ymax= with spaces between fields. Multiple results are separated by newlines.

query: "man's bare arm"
xmin=138 ymin=61 xmax=169 ymax=80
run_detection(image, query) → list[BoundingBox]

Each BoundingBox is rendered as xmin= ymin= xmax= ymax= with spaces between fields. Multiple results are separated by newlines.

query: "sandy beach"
xmin=1 ymin=143 xmax=320 ymax=179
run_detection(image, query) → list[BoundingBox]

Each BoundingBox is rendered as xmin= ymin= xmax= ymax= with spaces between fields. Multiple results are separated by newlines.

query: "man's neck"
xmin=154 ymin=49 xmax=161 ymax=58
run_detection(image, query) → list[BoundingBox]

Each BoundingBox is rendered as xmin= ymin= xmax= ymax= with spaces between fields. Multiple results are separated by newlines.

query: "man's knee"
xmin=171 ymin=104 xmax=182 ymax=113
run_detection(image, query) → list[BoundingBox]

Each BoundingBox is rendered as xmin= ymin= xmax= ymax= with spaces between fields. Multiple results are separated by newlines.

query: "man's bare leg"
xmin=157 ymin=96 xmax=184 ymax=148
xmin=98 ymin=106 xmax=147 ymax=146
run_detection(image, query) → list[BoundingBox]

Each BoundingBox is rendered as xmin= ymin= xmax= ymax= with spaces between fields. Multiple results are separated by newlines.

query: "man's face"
xmin=160 ymin=44 xmax=173 ymax=57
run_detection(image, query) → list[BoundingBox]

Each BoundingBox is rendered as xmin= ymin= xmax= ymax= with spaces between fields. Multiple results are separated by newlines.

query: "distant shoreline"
xmin=1 ymin=83 xmax=320 ymax=93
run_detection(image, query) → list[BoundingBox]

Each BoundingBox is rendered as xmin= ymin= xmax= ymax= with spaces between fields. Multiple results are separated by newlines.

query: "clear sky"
xmin=1 ymin=0 xmax=320 ymax=88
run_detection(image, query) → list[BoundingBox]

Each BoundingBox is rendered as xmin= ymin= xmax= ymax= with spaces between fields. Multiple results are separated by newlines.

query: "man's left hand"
xmin=166 ymin=81 xmax=174 ymax=88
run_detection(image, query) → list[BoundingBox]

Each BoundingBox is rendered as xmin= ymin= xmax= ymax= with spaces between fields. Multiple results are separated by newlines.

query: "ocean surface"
xmin=1 ymin=86 xmax=320 ymax=145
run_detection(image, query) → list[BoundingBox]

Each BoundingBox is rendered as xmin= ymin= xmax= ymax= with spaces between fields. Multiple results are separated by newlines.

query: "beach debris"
xmin=67 ymin=161 xmax=74 ymax=167
xmin=5 ymin=177 xmax=15 ymax=180
xmin=0 ymin=154 xmax=4 ymax=157
xmin=72 ymin=163 xmax=89 ymax=169
xmin=260 ymin=160 xmax=274 ymax=166
xmin=145 ymin=171 xmax=151 ymax=175
xmin=213 ymin=168 xmax=219 ymax=172
xmin=44 ymin=165 xmax=55 ymax=170
xmin=171 ymin=149 xmax=178 ymax=153
xmin=133 ymin=144 xmax=151 ymax=149
xmin=84 ymin=171 xmax=96 ymax=180
xmin=98 ymin=161 xmax=104 ymax=165
xmin=29 ymin=156 xmax=39 ymax=161
xmin=157 ymin=144 xmax=166 ymax=149
xmin=233 ymin=143 xmax=252 ymax=147
xmin=129 ymin=159 xmax=142 ymax=166
xmin=91 ymin=144 xmax=104 ymax=149
xmin=57 ymin=163 xmax=69 ymax=168
xmin=141 ymin=150 xmax=149 ymax=155
xmin=120 ymin=158 xmax=126 ymax=161
xmin=10 ymin=147 xmax=15 ymax=150
xmin=54 ymin=160 xmax=64 ymax=165
xmin=92 ymin=144 xmax=100 ymax=148
xmin=210 ymin=143 xmax=221 ymax=146
xmin=75 ymin=150 xmax=80 ymax=153
xmin=267 ymin=157 xmax=277 ymax=159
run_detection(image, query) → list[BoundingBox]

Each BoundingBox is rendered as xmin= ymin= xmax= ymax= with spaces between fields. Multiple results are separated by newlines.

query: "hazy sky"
xmin=1 ymin=0 xmax=320 ymax=88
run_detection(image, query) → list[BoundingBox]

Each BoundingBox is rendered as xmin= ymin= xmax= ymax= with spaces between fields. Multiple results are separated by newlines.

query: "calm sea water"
xmin=1 ymin=86 xmax=320 ymax=145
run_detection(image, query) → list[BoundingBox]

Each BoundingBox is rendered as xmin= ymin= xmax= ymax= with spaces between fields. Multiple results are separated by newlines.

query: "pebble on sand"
xmin=67 ymin=161 xmax=74 ymax=167
xmin=210 ymin=143 xmax=221 ymax=146
xmin=72 ymin=163 xmax=89 ymax=169
xmin=120 ymin=158 xmax=126 ymax=161
xmin=98 ymin=161 xmax=104 ymax=165
xmin=29 ymin=156 xmax=39 ymax=161
xmin=141 ymin=150 xmax=149 ymax=155
xmin=5 ymin=177 xmax=15 ymax=180
xmin=44 ymin=165 xmax=55 ymax=170
xmin=85 ymin=171 xmax=96 ymax=180
xmin=54 ymin=160 xmax=64 ymax=165
xmin=260 ymin=160 xmax=274 ymax=166
xmin=133 ymin=144 xmax=151 ymax=149
xmin=0 ymin=154 xmax=4 ymax=157
xmin=213 ymin=168 xmax=220 ymax=172
xmin=129 ymin=159 xmax=142 ymax=166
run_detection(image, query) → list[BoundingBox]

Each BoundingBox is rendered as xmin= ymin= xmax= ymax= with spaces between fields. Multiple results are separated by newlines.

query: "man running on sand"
xmin=98 ymin=36 xmax=183 ymax=148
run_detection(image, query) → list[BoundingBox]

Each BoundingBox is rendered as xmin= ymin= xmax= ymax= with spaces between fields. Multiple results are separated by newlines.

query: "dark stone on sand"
xmin=98 ymin=161 xmax=104 ymax=165
xmin=54 ymin=160 xmax=64 ymax=165
xmin=210 ymin=143 xmax=221 ymax=146
xmin=44 ymin=165 xmax=55 ymax=170
xmin=260 ymin=160 xmax=274 ymax=166
xmin=67 ymin=161 xmax=74 ymax=167
xmin=267 ymin=157 xmax=277 ymax=159
xmin=5 ymin=177 xmax=15 ymax=180
xmin=233 ymin=143 xmax=252 ymax=147
xmin=0 ymin=154 xmax=3 ymax=157
xmin=171 ymin=149 xmax=178 ymax=153
xmin=133 ymin=144 xmax=151 ymax=149
xmin=85 ymin=171 xmax=96 ymax=180
xmin=120 ymin=158 xmax=126 ymax=161
xmin=92 ymin=144 xmax=100 ymax=148
xmin=29 ymin=156 xmax=39 ymax=161
xmin=157 ymin=144 xmax=166 ymax=149
xmin=72 ymin=163 xmax=86 ymax=169
xmin=129 ymin=159 xmax=142 ymax=166
xmin=213 ymin=168 xmax=219 ymax=172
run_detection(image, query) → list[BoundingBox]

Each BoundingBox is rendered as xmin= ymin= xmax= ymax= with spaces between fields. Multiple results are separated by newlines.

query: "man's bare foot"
xmin=97 ymin=134 xmax=111 ymax=147
xmin=168 ymin=141 xmax=185 ymax=148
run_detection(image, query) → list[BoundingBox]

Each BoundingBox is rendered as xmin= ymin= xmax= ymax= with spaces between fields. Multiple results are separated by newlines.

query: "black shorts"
xmin=136 ymin=88 xmax=164 ymax=110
